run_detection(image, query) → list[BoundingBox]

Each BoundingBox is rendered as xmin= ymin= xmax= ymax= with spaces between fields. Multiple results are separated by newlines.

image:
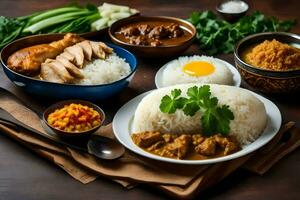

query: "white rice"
xmin=78 ymin=53 xmax=131 ymax=85
xmin=132 ymin=83 xmax=267 ymax=145
xmin=161 ymin=55 xmax=234 ymax=87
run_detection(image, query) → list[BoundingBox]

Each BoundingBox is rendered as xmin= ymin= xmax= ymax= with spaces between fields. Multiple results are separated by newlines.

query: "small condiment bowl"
xmin=43 ymin=100 xmax=105 ymax=137
xmin=108 ymin=16 xmax=196 ymax=57
xmin=216 ymin=0 xmax=249 ymax=22
xmin=234 ymin=32 xmax=300 ymax=94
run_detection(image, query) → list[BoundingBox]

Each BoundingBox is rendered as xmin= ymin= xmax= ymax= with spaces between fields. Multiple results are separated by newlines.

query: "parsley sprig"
xmin=159 ymin=85 xmax=234 ymax=136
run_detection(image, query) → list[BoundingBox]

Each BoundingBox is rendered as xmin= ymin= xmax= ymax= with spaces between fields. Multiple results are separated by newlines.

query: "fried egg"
xmin=161 ymin=56 xmax=234 ymax=87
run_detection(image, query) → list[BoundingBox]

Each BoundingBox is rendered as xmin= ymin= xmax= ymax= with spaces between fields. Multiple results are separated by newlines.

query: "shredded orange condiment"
xmin=245 ymin=39 xmax=300 ymax=71
xmin=47 ymin=103 xmax=101 ymax=132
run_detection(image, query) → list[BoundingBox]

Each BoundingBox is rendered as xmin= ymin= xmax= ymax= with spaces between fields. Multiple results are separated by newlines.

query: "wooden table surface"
xmin=0 ymin=0 xmax=299 ymax=199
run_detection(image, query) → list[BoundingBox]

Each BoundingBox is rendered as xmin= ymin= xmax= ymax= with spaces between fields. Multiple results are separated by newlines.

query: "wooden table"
xmin=0 ymin=0 xmax=299 ymax=199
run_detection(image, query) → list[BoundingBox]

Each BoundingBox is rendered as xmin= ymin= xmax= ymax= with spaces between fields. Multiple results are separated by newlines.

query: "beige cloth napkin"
xmin=0 ymin=95 xmax=299 ymax=199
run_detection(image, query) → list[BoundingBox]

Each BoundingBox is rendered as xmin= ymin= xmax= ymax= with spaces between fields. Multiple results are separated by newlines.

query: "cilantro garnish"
xmin=159 ymin=85 xmax=234 ymax=136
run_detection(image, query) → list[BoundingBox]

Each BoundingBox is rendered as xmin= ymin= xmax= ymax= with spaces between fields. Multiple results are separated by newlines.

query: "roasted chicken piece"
xmin=7 ymin=33 xmax=84 ymax=76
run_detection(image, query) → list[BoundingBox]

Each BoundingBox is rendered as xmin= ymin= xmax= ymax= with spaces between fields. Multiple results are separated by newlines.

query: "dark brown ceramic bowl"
xmin=216 ymin=0 xmax=249 ymax=22
xmin=234 ymin=32 xmax=300 ymax=94
xmin=43 ymin=100 xmax=105 ymax=138
xmin=108 ymin=16 xmax=196 ymax=57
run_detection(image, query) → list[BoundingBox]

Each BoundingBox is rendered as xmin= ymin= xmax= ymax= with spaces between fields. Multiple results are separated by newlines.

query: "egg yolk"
xmin=182 ymin=61 xmax=215 ymax=76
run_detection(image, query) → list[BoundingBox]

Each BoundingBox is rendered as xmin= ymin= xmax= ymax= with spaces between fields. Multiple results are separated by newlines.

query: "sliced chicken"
xmin=65 ymin=45 xmax=85 ymax=68
xmin=90 ymin=41 xmax=106 ymax=59
xmin=77 ymin=40 xmax=92 ymax=61
xmin=7 ymin=33 xmax=83 ymax=76
xmin=56 ymin=56 xmax=84 ymax=79
xmin=59 ymin=51 xmax=76 ymax=63
xmin=41 ymin=60 xmax=74 ymax=83
xmin=40 ymin=63 xmax=64 ymax=84
xmin=98 ymin=42 xmax=113 ymax=54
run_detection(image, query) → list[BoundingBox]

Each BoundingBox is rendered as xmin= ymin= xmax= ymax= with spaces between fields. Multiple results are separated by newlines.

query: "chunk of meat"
xmin=90 ymin=41 xmax=106 ymax=59
xmin=131 ymin=131 xmax=163 ymax=148
xmin=120 ymin=26 xmax=139 ymax=36
xmin=138 ymin=24 xmax=151 ymax=35
xmin=166 ymin=23 xmax=184 ymax=38
xmin=41 ymin=60 xmax=74 ymax=83
xmin=128 ymin=36 xmax=148 ymax=45
xmin=161 ymin=135 xmax=191 ymax=159
xmin=40 ymin=63 xmax=64 ymax=84
xmin=56 ymin=56 xmax=84 ymax=79
xmin=98 ymin=42 xmax=113 ymax=54
xmin=65 ymin=45 xmax=85 ymax=68
xmin=7 ymin=33 xmax=83 ymax=76
xmin=213 ymin=135 xmax=240 ymax=155
xmin=195 ymin=137 xmax=216 ymax=156
xmin=148 ymin=25 xmax=169 ymax=39
xmin=192 ymin=134 xmax=205 ymax=146
xmin=59 ymin=51 xmax=76 ymax=63
xmin=150 ymin=40 xmax=162 ymax=47
xmin=147 ymin=141 xmax=165 ymax=152
xmin=77 ymin=40 xmax=92 ymax=61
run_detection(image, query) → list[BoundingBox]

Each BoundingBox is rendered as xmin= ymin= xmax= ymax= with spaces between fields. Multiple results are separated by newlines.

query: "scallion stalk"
xmin=23 ymin=10 xmax=93 ymax=33
xmin=27 ymin=6 xmax=83 ymax=25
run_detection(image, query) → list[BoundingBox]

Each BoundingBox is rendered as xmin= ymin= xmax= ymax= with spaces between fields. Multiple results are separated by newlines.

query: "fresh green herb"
xmin=0 ymin=16 xmax=25 ymax=49
xmin=159 ymin=89 xmax=186 ymax=114
xmin=187 ymin=11 xmax=296 ymax=55
xmin=159 ymin=85 xmax=234 ymax=136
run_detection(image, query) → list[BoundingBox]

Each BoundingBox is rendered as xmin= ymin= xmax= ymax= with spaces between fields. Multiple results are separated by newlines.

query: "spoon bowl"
xmin=88 ymin=135 xmax=125 ymax=160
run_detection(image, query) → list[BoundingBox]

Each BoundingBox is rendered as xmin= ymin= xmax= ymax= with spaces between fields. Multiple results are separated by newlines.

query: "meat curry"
xmin=131 ymin=131 xmax=240 ymax=160
xmin=114 ymin=21 xmax=193 ymax=47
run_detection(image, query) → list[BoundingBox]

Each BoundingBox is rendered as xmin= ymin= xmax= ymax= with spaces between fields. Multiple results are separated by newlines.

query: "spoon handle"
xmin=0 ymin=110 xmax=87 ymax=152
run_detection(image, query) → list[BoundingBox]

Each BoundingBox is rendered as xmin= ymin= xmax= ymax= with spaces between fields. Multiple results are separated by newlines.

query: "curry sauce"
xmin=131 ymin=131 xmax=240 ymax=160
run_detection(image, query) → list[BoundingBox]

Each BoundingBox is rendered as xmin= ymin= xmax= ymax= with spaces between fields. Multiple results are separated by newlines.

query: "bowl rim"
xmin=0 ymin=35 xmax=138 ymax=87
xmin=43 ymin=99 xmax=105 ymax=135
xmin=234 ymin=31 xmax=300 ymax=76
xmin=216 ymin=0 xmax=249 ymax=14
xmin=108 ymin=15 xmax=196 ymax=48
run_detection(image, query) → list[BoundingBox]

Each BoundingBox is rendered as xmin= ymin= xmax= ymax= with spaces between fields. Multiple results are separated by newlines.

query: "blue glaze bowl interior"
xmin=0 ymin=34 xmax=137 ymax=101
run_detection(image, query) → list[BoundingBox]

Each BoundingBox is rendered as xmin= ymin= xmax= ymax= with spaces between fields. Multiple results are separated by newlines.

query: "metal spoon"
xmin=0 ymin=88 xmax=125 ymax=160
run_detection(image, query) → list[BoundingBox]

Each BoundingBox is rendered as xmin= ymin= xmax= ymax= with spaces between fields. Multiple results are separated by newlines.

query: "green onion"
xmin=23 ymin=10 xmax=93 ymax=33
xmin=27 ymin=6 xmax=83 ymax=25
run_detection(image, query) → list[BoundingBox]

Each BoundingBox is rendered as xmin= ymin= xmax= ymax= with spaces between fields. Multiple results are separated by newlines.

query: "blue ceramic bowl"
xmin=0 ymin=34 xmax=137 ymax=101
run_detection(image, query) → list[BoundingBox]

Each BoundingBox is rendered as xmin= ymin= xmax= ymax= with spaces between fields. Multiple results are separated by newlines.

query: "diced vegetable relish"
xmin=47 ymin=103 xmax=101 ymax=132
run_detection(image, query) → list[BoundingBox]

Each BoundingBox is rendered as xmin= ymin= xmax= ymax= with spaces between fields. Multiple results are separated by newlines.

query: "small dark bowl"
xmin=234 ymin=32 xmax=300 ymax=94
xmin=108 ymin=16 xmax=196 ymax=57
xmin=43 ymin=100 xmax=105 ymax=137
xmin=216 ymin=0 xmax=249 ymax=22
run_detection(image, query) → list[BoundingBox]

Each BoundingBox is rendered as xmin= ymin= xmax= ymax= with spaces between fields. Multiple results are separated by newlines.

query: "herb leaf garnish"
xmin=159 ymin=85 xmax=234 ymax=136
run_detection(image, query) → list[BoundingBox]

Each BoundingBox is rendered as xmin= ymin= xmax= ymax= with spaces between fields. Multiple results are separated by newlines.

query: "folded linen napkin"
xmin=0 ymin=95 xmax=299 ymax=199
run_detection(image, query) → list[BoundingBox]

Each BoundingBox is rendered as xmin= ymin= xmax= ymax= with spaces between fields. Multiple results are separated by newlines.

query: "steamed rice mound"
xmin=78 ymin=53 xmax=131 ymax=85
xmin=132 ymin=84 xmax=267 ymax=145
xmin=161 ymin=56 xmax=234 ymax=87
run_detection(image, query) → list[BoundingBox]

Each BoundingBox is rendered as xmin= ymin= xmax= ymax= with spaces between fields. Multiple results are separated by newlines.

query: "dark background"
xmin=0 ymin=0 xmax=299 ymax=199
